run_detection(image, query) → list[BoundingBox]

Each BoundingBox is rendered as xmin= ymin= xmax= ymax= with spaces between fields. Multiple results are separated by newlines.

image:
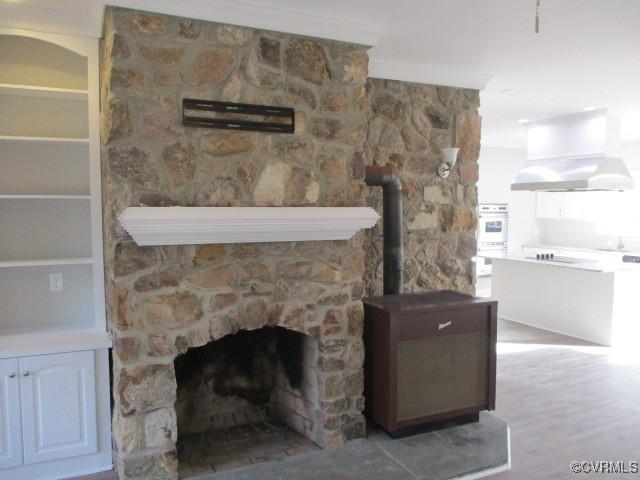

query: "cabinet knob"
xmin=8 ymin=372 xmax=16 ymax=378
xmin=23 ymin=371 xmax=30 ymax=377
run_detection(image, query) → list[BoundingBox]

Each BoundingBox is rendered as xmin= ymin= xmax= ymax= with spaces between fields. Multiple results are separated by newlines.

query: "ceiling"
xmin=3 ymin=0 xmax=640 ymax=149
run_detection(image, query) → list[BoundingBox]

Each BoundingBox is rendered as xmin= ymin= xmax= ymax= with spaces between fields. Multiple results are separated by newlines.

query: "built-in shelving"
xmin=0 ymin=32 xmax=104 ymax=340
xmin=0 ymin=258 xmax=93 ymax=268
xmin=0 ymin=83 xmax=88 ymax=100
xmin=0 ymin=135 xmax=89 ymax=145
xmin=0 ymin=28 xmax=112 ymax=479
xmin=0 ymin=194 xmax=91 ymax=200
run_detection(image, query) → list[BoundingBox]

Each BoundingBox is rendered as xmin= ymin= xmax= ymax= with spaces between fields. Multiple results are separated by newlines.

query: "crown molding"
xmin=368 ymin=58 xmax=493 ymax=90
xmin=0 ymin=1 xmax=103 ymax=38
xmin=105 ymin=0 xmax=383 ymax=46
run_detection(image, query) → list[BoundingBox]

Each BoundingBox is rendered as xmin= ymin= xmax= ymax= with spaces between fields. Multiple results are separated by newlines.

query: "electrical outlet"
xmin=49 ymin=273 xmax=64 ymax=292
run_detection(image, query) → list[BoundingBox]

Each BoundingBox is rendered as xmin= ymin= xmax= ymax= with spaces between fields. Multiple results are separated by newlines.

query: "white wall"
xmin=478 ymin=146 xmax=538 ymax=254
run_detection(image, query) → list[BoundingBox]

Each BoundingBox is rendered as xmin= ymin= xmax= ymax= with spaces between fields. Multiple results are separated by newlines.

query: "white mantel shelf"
xmin=118 ymin=207 xmax=380 ymax=246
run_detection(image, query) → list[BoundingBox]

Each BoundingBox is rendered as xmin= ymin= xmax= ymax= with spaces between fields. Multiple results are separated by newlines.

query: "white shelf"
xmin=0 ymin=258 xmax=93 ymax=268
xmin=0 ymin=83 xmax=88 ymax=100
xmin=0 ymin=195 xmax=91 ymax=200
xmin=0 ymin=136 xmax=89 ymax=146
xmin=119 ymin=206 xmax=380 ymax=245
xmin=0 ymin=327 xmax=111 ymax=359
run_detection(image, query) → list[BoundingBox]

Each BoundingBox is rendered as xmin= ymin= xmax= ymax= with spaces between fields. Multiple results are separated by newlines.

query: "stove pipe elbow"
xmin=364 ymin=165 xmax=404 ymax=295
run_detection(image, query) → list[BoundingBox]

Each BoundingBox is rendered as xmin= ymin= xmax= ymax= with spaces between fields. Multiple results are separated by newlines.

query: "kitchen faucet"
xmin=617 ymin=236 xmax=625 ymax=251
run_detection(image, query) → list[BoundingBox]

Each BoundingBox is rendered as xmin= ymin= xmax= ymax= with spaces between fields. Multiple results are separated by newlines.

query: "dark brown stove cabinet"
xmin=363 ymin=291 xmax=497 ymax=435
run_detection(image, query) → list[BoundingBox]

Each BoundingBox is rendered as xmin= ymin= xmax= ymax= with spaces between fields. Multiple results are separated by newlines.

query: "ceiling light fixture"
xmin=583 ymin=106 xmax=597 ymax=112
xmin=535 ymin=0 xmax=541 ymax=34
xmin=518 ymin=118 xmax=529 ymax=124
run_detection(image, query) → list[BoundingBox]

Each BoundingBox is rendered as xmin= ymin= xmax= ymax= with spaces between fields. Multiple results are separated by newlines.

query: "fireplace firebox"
xmin=174 ymin=327 xmax=321 ymax=476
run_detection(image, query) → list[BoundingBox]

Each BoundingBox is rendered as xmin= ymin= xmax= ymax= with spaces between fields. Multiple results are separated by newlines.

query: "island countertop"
xmin=494 ymin=255 xmax=640 ymax=273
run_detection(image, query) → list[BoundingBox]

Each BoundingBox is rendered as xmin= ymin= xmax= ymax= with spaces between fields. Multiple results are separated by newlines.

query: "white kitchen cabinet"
xmin=0 ymin=358 xmax=22 ymax=469
xmin=536 ymin=192 xmax=589 ymax=220
xmin=563 ymin=192 xmax=586 ymax=219
xmin=536 ymin=192 xmax=566 ymax=219
xmin=20 ymin=351 xmax=97 ymax=465
xmin=536 ymin=190 xmax=634 ymax=223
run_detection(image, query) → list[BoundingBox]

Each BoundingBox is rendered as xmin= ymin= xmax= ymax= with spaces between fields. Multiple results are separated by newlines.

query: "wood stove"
xmin=364 ymin=291 xmax=496 ymax=435
xmin=363 ymin=166 xmax=497 ymax=436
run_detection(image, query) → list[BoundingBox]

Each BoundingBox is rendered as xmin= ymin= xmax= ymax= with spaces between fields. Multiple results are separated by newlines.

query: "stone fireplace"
xmin=100 ymin=5 xmax=481 ymax=479
xmin=101 ymin=7 xmax=371 ymax=479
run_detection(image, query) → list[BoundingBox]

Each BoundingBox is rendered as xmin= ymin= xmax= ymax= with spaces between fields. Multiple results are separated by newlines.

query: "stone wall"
xmin=363 ymin=79 xmax=481 ymax=296
xmin=100 ymin=7 xmax=369 ymax=479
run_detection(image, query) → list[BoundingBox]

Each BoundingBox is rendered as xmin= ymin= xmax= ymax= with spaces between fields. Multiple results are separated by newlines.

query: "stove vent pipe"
xmin=364 ymin=165 xmax=404 ymax=295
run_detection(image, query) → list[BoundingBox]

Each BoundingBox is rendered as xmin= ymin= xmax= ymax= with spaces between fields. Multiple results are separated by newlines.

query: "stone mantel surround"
xmin=100 ymin=7 xmax=481 ymax=479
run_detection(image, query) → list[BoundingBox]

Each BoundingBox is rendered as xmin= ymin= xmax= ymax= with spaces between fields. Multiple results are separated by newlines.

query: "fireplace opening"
xmin=174 ymin=326 xmax=320 ymax=477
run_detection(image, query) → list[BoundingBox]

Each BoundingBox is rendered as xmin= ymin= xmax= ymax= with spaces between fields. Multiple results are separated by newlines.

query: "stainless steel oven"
xmin=476 ymin=204 xmax=508 ymax=277
xmin=478 ymin=204 xmax=508 ymax=245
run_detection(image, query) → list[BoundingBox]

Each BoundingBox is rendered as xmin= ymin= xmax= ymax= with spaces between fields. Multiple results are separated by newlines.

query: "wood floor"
xmin=71 ymin=319 xmax=640 ymax=480
xmin=490 ymin=319 xmax=640 ymax=479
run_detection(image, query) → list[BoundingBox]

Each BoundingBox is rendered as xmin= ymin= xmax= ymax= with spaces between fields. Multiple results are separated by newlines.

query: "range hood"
xmin=511 ymin=109 xmax=633 ymax=192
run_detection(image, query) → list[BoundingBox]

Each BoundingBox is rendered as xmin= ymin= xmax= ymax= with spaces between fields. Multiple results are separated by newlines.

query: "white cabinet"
xmin=536 ymin=192 xmax=566 ymax=219
xmin=563 ymin=193 xmax=586 ymax=219
xmin=536 ymin=190 xmax=634 ymax=223
xmin=536 ymin=192 xmax=588 ymax=220
xmin=0 ymin=358 xmax=22 ymax=470
xmin=20 ymin=351 xmax=97 ymax=465
xmin=0 ymin=351 xmax=99 ymax=474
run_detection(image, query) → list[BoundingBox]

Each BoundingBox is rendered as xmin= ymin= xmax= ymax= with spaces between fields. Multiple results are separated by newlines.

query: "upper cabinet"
xmin=535 ymin=186 xmax=640 ymax=241
xmin=0 ymin=30 xmax=105 ymax=337
xmin=536 ymin=191 xmax=625 ymax=221
xmin=536 ymin=192 xmax=570 ymax=219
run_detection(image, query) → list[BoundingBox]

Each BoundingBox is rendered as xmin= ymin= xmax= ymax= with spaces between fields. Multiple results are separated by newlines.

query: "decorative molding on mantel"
xmin=368 ymin=58 xmax=493 ymax=90
xmin=105 ymin=0 xmax=384 ymax=46
xmin=119 ymin=207 xmax=380 ymax=246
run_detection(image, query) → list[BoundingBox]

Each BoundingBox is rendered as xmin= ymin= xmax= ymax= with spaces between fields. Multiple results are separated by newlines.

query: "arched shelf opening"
xmin=0 ymin=34 xmax=87 ymax=90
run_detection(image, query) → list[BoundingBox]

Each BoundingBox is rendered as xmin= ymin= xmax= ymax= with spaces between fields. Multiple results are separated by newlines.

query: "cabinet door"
xmin=536 ymin=192 xmax=566 ymax=218
xmin=20 ymin=351 xmax=97 ymax=465
xmin=563 ymin=192 xmax=585 ymax=219
xmin=0 ymin=358 xmax=22 ymax=470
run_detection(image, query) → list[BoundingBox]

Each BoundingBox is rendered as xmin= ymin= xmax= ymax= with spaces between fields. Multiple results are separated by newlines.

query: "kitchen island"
xmin=492 ymin=256 xmax=640 ymax=346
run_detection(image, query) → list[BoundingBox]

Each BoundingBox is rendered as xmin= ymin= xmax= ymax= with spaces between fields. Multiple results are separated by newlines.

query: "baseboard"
xmin=2 ymin=458 xmax=113 ymax=480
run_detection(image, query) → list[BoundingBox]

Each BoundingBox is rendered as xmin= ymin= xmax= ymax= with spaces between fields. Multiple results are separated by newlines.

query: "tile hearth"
xmin=182 ymin=412 xmax=509 ymax=480
xmin=70 ymin=412 xmax=509 ymax=480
